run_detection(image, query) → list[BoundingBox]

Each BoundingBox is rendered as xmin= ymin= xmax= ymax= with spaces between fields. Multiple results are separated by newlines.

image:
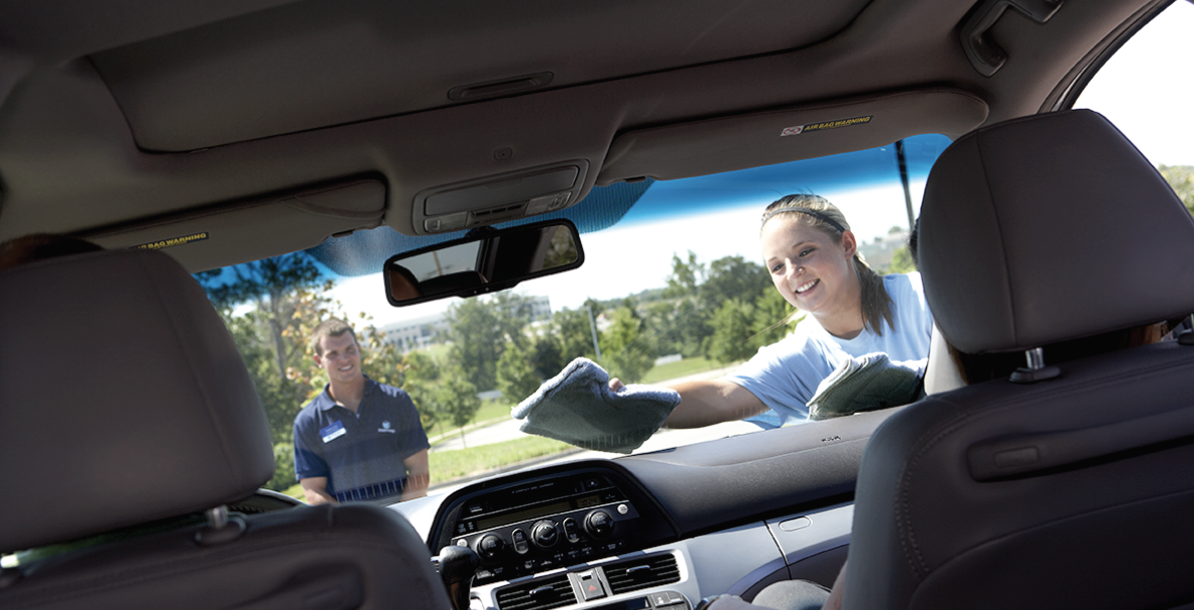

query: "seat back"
xmin=845 ymin=110 xmax=1194 ymax=609
xmin=0 ymin=248 xmax=449 ymax=610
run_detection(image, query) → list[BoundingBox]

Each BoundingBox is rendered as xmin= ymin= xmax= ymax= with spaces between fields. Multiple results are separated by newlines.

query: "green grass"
xmin=639 ymin=356 xmax=728 ymax=384
xmin=431 ymin=436 xmax=573 ymax=481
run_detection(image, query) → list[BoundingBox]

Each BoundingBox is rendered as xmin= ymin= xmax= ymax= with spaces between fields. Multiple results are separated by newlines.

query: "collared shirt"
xmin=293 ymin=376 xmax=429 ymax=502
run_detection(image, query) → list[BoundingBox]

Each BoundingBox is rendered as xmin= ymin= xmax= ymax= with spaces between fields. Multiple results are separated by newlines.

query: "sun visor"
xmin=413 ymin=160 xmax=589 ymax=235
xmin=82 ymin=178 xmax=386 ymax=272
xmin=596 ymin=89 xmax=988 ymax=185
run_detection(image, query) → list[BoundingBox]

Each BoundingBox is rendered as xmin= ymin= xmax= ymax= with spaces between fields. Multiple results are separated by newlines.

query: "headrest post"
xmin=1180 ymin=315 xmax=1194 ymax=346
xmin=195 ymin=506 xmax=246 ymax=546
xmin=205 ymin=506 xmax=230 ymax=530
xmin=1024 ymin=347 xmax=1045 ymax=371
xmin=1009 ymin=347 xmax=1060 ymax=384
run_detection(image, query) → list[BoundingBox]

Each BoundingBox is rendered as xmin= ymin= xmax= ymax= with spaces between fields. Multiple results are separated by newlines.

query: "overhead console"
xmin=413 ymin=160 xmax=589 ymax=235
xmin=429 ymin=463 xmax=677 ymax=587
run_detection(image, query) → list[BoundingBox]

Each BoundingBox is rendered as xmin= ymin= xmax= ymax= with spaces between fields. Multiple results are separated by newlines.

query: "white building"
xmin=378 ymin=295 xmax=552 ymax=352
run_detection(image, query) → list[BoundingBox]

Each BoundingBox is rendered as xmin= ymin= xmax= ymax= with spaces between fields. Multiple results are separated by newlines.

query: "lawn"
xmin=429 ymin=436 xmax=573 ymax=481
xmin=279 ymin=435 xmax=574 ymax=500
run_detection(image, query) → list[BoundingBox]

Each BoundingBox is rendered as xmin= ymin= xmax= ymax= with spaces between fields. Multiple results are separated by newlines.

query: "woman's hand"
xmin=608 ymin=378 xmax=625 ymax=392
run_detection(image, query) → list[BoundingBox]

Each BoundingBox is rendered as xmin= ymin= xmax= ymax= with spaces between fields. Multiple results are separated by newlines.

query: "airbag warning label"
xmin=781 ymin=115 xmax=872 ymax=136
xmin=136 ymin=232 xmax=209 ymax=250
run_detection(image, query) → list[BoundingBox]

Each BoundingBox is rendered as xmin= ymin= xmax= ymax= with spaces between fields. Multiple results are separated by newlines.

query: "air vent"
xmin=603 ymin=554 xmax=680 ymax=595
xmin=496 ymin=574 xmax=576 ymax=610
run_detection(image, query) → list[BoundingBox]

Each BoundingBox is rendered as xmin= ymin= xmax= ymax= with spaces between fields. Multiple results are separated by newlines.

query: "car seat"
xmin=844 ymin=109 xmax=1194 ymax=609
xmin=0 ymin=248 xmax=450 ymax=610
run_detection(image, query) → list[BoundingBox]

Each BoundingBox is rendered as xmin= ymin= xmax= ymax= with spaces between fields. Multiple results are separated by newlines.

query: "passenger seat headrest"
xmin=0 ymin=248 xmax=274 ymax=553
xmin=919 ymin=109 xmax=1194 ymax=355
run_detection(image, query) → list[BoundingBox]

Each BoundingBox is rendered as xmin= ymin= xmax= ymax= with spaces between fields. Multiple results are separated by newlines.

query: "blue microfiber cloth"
xmin=806 ymin=353 xmax=925 ymax=421
xmin=512 ymin=357 xmax=681 ymax=454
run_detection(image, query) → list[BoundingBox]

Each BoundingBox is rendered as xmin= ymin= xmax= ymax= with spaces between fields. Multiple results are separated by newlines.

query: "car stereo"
xmin=435 ymin=466 xmax=674 ymax=586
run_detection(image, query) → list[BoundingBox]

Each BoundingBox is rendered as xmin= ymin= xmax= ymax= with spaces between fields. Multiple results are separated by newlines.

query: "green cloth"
xmin=512 ymin=358 xmax=680 ymax=454
xmin=806 ymin=353 xmax=924 ymax=421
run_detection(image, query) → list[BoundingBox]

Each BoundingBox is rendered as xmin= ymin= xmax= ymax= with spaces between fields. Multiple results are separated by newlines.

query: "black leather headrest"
xmin=0 ymin=249 xmax=274 ymax=552
xmin=919 ymin=110 xmax=1194 ymax=354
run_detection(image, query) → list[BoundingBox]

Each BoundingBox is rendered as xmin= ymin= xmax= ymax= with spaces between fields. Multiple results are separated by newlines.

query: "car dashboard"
xmin=393 ymin=408 xmax=899 ymax=610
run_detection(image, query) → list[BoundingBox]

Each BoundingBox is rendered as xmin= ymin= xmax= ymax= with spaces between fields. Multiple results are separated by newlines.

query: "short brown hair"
xmin=309 ymin=318 xmax=358 ymax=356
xmin=0 ymin=234 xmax=103 ymax=271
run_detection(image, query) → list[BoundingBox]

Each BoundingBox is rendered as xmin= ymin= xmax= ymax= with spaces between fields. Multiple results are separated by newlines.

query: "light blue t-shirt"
xmin=728 ymin=273 xmax=933 ymax=428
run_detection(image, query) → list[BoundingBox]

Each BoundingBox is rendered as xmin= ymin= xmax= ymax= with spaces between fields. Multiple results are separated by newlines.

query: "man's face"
xmin=314 ymin=332 xmax=362 ymax=385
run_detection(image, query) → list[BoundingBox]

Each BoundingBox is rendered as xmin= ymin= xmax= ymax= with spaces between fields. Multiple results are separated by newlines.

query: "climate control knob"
xmin=585 ymin=510 xmax=615 ymax=539
xmin=531 ymin=520 xmax=559 ymax=549
xmin=477 ymin=534 xmax=505 ymax=559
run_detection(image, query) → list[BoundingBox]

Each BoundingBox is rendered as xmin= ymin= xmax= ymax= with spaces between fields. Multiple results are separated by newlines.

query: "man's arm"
xmin=401 ymin=449 xmax=430 ymax=501
xmin=299 ymin=477 xmax=338 ymax=505
xmin=609 ymin=378 xmax=769 ymax=429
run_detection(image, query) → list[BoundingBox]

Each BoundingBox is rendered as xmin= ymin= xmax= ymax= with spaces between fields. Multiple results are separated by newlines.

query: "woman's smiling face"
xmin=761 ymin=215 xmax=859 ymax=315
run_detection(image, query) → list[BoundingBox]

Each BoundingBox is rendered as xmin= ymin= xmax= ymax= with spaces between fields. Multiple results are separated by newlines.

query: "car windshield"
xmin=197 ymin=134 xmax=952 ymax=502
xmin=194 ymin=0 xmax=1194 ymax=505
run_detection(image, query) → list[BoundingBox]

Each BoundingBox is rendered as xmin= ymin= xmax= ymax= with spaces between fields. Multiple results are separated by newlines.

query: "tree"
xmin=663 ymin=251 xmax=705 ymax=299
xmin=750 ymin=288 xmax=797 ymax=350
xmin=196 ymin=253 xmax=322 ymax=382
xmin=700 ymin=255 xmax=770 ymax=311
xmin=444 ymin=292 xmax=536 ymax=392
xmin=601 ymin=307 xmax=654 ymax=383
xmin=401 ymin=350 xmax=443 ymax=433
xmin=550 ymin=307 xmax=599 ymax=364
xmin=444 ymin=297 xmax=504 ymax=391
xmin=887 ymin=245 xmax=917 ymax=274
xmin=707 ymin=299 xmax=756 ymax=363
xmin=1160 ymin=165 xmax=1194 ymax=216
xmin=497 ymin=337 xmax=543 ymax=404
xmin=437 ymin=365 xmax=482 ymax=447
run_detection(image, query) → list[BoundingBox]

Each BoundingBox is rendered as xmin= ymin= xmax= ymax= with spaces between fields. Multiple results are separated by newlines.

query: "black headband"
xmin=760 ymin=206 xmax=847 ymax=234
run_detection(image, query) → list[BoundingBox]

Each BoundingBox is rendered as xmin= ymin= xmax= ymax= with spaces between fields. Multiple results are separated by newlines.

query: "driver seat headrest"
xmin=0 ymin=248 xmax=274 ymax=554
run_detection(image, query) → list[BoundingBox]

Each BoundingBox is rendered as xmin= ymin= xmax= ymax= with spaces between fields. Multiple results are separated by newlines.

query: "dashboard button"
xmin=585 ymin=510 xmax=614 ymax=539
xmin=478 ymin=534 xmax=505 ymax=559
xmin=579 ymin=571 xmax=607 ymax=601
xmin=532 ymin=520 xmax=559 ymax=549
xmin=563 ymin=517 xmax=581 ymax=543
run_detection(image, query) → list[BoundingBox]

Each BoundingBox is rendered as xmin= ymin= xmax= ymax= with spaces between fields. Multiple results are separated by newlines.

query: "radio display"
xmin=473 ymin=493 xmax=603 ymax=530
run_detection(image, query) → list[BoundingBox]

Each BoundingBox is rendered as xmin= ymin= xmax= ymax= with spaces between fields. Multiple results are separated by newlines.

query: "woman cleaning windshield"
xmin=612 ymin=193 xmax=934 ymax=428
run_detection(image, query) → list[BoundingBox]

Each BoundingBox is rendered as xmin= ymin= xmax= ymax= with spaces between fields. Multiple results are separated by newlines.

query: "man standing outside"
xmin=293 ymin=319 xmax=430 ymax=504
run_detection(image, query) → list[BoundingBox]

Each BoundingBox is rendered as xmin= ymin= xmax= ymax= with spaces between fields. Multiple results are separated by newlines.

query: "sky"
xmin=327 ymin=0 xmax=1193 ymax=330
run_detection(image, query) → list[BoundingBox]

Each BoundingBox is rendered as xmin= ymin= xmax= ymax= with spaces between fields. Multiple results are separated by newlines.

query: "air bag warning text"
xmin=781 ymin=115 xmax=872 ymax=136
xmin=136 ymin=232 xmax=209 ymax=250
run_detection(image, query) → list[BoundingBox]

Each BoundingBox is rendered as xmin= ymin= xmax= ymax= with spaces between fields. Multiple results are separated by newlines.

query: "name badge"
xmin=320 ymin=420 xmax=347 ymax=444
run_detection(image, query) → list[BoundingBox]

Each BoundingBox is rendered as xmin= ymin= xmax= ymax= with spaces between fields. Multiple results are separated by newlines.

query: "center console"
xmin=430 ymin=463 xmax=677 ymax=586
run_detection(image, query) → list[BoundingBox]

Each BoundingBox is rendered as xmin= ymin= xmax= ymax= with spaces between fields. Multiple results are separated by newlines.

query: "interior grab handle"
xmin=961 ymin=0 xmax=1062 ymax=76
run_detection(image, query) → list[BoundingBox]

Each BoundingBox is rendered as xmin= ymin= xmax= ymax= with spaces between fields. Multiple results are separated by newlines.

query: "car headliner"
xmin=0 ymin=0 xmax=1171 ymax=271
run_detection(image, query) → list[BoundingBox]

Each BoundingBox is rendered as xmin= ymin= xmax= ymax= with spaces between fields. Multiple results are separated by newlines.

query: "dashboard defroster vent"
xmin=496 ymin=574 xmax=576 ymax=610
xmin=603 ymin=554 xmax=680 ymax=595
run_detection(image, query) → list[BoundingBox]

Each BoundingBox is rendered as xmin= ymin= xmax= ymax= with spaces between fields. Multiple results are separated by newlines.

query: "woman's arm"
xmin=610 ymin=378 xmax=769 ymax=429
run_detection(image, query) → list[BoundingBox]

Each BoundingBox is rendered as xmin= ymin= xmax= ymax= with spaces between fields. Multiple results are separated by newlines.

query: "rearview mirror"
xmin=384 ymin=220 xmax=584 ymax=306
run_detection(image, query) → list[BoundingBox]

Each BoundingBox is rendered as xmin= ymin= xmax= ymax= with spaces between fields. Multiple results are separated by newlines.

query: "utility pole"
xmin=586 ymin=303 xmax=602 ymax=363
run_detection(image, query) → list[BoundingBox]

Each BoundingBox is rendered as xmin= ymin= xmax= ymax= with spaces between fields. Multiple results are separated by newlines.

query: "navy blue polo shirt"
xmin=293 ymin=377 xmax=429 ymax=502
